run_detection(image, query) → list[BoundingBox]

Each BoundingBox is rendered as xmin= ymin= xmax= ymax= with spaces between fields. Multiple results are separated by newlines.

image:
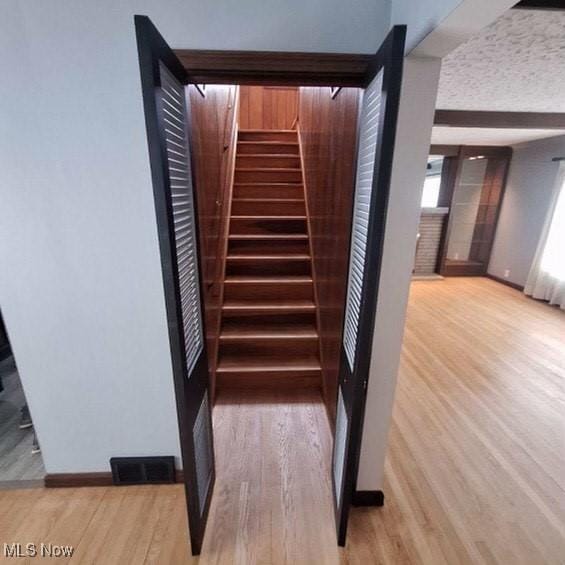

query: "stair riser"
xmin=224 ymin=281 xmax=313 ymax=301
xmin=236 ymin=155 xmax=301 ymax=168
xmin=226 ymin=260 xmax=311 ymax=277
xmin=220 ymin=339 xmax=319 ymax=358
xmin=237 ymin=142 xmax=299 ymax=155
xmin=231 ymin=200 xmax=305 ymax=216
xmin=216 ymin=372 xmax=321 ymax=390
xmin=238 ymin=131 xmax=297 ymax=142
xmin=230 ymin=217 xmax=307 ymax=235
xmin=235 ymin=170 xmax=302 ymax=183
xmin=228 ymin=239 xmax=309 ymax=255
xmin=222 ymin=313 xmax=316 ymax=331
xmin=233 ymin=185 xmax=303 ymax=199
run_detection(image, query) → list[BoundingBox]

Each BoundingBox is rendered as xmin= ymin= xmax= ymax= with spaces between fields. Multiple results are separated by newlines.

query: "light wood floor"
xmin=0 ymin=278 xmax=563 ymax=564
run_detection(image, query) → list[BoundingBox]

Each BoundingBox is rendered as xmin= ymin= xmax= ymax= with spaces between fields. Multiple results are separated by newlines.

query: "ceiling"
xmin=437 ymin=8 xmax=565 ymax=113
xmin=431 ymin=126 xmax=565 ymax=146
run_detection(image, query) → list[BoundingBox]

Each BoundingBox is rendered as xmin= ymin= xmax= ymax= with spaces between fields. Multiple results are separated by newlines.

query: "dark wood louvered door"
xmin=332 ymin=26 xmax=405 ymax=547
xmin=135 ymin=16 xmax=215 ymax=556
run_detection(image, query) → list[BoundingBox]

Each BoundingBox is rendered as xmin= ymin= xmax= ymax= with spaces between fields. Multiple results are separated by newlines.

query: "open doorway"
xmin=136 ymin=15 xmax=404 ymax=555
xmin=0 ymin=310 xmax=45 ymax=487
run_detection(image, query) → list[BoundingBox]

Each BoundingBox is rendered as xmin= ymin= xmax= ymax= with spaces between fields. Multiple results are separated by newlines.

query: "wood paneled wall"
xmin=189 ymin=85 xmax=238 ymax=397
xmin=239 ymin=86 xmax=298 ymax=129
xmin=298 ymin=87 xmax=360 ymax=423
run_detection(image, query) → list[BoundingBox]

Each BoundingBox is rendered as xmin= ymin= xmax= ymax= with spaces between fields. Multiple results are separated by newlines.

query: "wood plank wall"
xmin=298 ymin=87 xmax=360 ymax=423
xmin=239 ymin=86 xmax=298 ymax=129
xmin=189 ymin=85 xmax=238 ymax=396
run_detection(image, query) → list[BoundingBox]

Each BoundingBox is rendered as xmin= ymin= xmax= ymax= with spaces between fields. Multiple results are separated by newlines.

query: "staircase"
xmin=216 ymin=129 xmax=322 ymax=390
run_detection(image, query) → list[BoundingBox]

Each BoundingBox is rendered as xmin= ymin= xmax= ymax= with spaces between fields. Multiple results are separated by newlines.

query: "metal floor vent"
xmin=110 ymin=456 xmax=176 ymax=485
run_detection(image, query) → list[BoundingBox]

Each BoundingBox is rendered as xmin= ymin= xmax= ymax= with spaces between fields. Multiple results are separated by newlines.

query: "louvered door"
xmin=135 ymin=16 xmax=215 ymax=556
xmin=332 ymin=26 xmax=405 ymax=547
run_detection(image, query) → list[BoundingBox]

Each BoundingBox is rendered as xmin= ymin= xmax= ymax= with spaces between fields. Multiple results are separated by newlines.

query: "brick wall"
xmin=413 ymin=208 xmax=448 ymax=275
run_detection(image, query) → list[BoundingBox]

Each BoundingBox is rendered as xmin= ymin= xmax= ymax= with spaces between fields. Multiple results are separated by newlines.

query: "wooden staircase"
xmin=216 ymin=129 xmax=322 ymax=390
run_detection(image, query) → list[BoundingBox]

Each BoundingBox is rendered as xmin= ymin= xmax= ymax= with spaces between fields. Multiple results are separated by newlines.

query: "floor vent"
xmin=110 ymin=456 xmax=175 ymax=485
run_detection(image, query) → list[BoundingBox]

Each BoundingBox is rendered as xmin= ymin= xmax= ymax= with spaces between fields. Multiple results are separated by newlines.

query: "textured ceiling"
xmin=431 ymin=126 xmax=565 ymax=146
xmin=437 ymin=9 xmax=565 ymax=112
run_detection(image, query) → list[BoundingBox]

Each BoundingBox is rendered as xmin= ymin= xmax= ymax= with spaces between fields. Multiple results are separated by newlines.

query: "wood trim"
xmin=486 ymin=274 xmax=525 ymax=292
xmin=173 ymin=49 xmax=373 ymax=87
xmin=514 ymin=0 xmax=565 ymax=10
xmin=44 ymin=470 xmax=185 ymax=488
xmin=211 ymin=87 xmax=240 ymax=401
xmin=352 ymin=490 xmax=384 ymax=507
xmin=296 ymin=123 xmax=326 ymax=407
xmin=435 ymin=110 xmax=565 ymax=129
xmin=45 ymin=472 xmax=114 ymax=488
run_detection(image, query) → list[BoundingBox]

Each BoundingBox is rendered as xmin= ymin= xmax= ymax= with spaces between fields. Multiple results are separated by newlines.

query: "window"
xmin=421 ymin=156 xmax=443 ymax=207
xmin=540 ymin=176 xmax=565 ymax=280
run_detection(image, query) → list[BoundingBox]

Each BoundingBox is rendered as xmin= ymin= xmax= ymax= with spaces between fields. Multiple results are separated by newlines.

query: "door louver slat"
xmin=158 ymin=62 xmax=204 ymax=375
xmin=342 ymin=70 xmax=384 ymax=371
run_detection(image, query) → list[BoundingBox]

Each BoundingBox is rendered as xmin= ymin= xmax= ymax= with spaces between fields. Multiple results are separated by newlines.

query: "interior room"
xmin=1 ymin=0 xmax=563 ymax=563
xmin=402 ymin=4 xmax=565 ymax=561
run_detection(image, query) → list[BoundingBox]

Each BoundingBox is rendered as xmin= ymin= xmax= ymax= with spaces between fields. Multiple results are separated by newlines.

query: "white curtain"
xmin=524 ymin=163 xmax=565 ymax=310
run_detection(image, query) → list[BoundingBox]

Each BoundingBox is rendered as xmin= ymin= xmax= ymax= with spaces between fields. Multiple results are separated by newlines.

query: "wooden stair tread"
xmin=223 ymin=300 xmax=315 ymax=311
xmin=227 ymin=254 xmax=310 ymax=260
xmin=232 ymin=198 xmax=304 ymax=203
xmin=239 ymin=129 xmax=297 ymax=133
xmin=228 ymin=234 xmax=308 ymax=240
xmin=235 ymin=167 xmax=301 ymax=172
xmin=237 ymin=141 xmax=299 ymax=146
xmin=225 ymin=275 xmax=312 ymax=283
xmin=236 ymin=153 xmax=299 ymax=157
xmin=221 ymin=326 xmax=318 ymax=340
xmin=233 ymin=182 xmax=302 ymax=186
xmin=217 ymin=356 xmax=321 ymax=372
xmin=231 ymin=215 xmax=306 ymax=220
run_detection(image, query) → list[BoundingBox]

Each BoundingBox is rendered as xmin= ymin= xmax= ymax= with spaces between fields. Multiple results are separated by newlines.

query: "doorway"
xmin=0 ymin=311 xmax=45 ymax=488
xmin=135 ymin=15 xmax=405 ymax=555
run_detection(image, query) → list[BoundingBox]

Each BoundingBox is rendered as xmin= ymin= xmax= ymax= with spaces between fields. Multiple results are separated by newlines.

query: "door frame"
xmin=135 ymin=13 xmax=406 ymax=553
xmin=173 ymin=49 xmax=378 ymax=87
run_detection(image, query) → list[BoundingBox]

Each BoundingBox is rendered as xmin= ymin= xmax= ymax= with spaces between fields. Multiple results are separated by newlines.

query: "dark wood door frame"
xmin=173 ymin=49 xmax=377 ymax=87
xmin=135 ymin=14 xmax=408 ymax=553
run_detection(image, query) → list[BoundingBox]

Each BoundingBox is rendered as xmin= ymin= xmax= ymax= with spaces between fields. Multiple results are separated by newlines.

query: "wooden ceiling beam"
xmin=513 ymin=0 xmax=565 ymax=10
xmin=434 ymin=110 xmax=565 ymax=129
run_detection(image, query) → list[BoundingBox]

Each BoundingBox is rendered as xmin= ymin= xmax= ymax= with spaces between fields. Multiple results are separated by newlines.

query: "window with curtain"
xmin=539 ymin=178 xmax=565 ymax=280
xmin=525 ymin=164 xmax=565 ymax=309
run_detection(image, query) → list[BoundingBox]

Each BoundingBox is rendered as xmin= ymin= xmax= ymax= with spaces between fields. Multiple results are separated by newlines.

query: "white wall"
xmin=392 ymin=0 xmax=464 ymax=52
xmin=489 ymin=135 xmax=565 ymax=287
xmin=357 ymin=56 xmax=442 ymax=491
xmin=0 ymin=1 xmax=391 ymax=475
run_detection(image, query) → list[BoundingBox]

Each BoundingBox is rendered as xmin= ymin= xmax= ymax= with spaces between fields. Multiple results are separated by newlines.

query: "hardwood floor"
xmin=0 ymin=277 xmax=563 ymax=564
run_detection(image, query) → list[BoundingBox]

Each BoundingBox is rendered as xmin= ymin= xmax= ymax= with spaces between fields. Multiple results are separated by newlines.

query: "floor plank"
xmin=0 ymin=278 xmax=563 ymax=564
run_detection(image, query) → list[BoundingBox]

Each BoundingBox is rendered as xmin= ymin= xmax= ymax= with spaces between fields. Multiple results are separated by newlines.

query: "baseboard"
xmin=352 ymin=490 xmax=384 ymax=507
xmin=44 ymin=469 xmax=184 ymax=488
xmin=486 ymin=273 xmax=524 ymax=292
